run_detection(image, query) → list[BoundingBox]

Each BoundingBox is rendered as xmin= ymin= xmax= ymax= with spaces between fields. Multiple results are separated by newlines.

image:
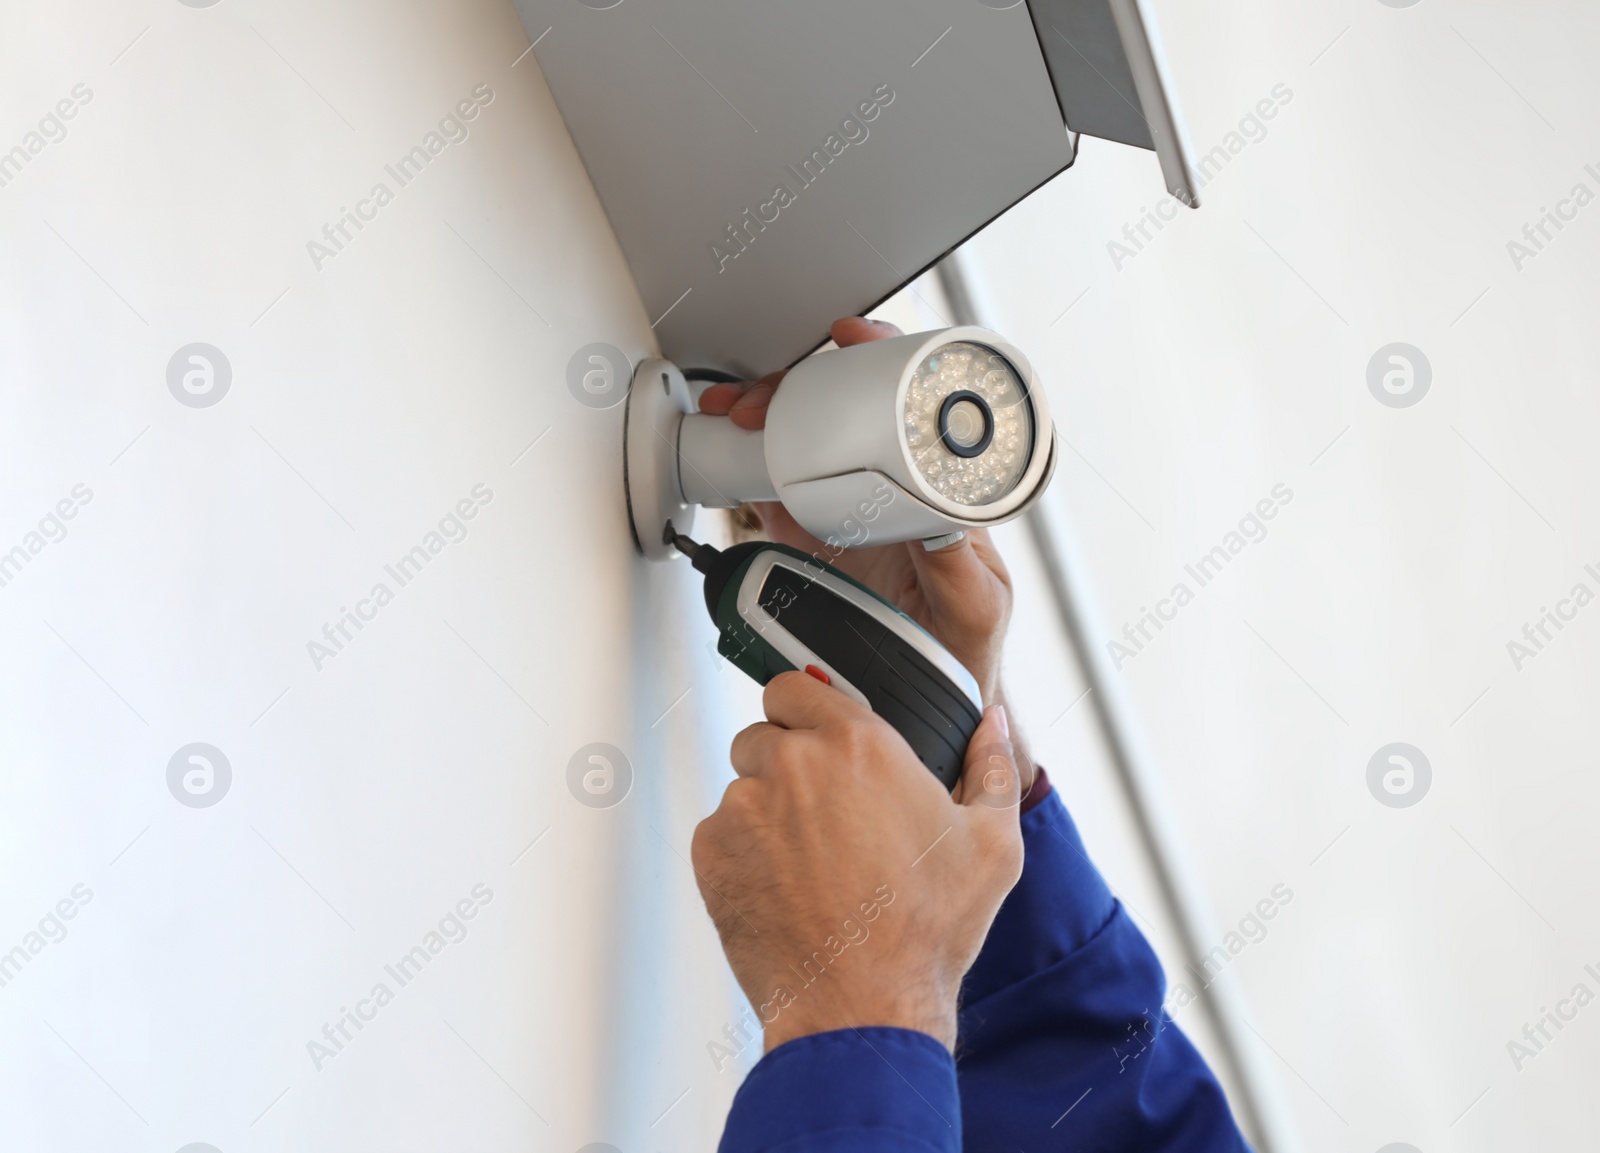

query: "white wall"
xmin=961 ymin=0 xmax=1600 ymax=1150
xmin=0 ymin=1 xmax=748 ymax=1148
xmin=8 ymin=1 xmax=1598 ymax=1151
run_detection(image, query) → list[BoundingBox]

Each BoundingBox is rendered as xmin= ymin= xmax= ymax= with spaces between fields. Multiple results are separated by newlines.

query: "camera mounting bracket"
xmin=623 ymin=359 xmax=697 ymax=561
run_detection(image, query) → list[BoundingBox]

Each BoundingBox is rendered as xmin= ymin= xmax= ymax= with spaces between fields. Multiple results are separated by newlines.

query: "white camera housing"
xmin=624 ymin=327 xmax=1056 ymax=560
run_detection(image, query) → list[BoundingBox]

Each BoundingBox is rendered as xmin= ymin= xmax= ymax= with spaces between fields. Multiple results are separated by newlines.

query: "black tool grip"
xmin=757 ymin=566 xmax=981 ymax=790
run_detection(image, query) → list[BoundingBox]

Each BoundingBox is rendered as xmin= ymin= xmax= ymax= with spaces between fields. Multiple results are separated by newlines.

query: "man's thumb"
xmin=906 ymin=529 xmax=984 ymax=600
xmin=957 ymin=705 xmax=1020 ymax=810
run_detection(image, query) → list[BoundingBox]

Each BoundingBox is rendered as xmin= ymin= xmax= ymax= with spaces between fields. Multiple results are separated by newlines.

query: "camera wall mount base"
xmin=623 ymin=358 xmax=697 ymax=561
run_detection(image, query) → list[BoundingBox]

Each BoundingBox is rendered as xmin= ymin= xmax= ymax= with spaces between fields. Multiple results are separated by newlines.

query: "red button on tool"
xmin=804 ymin=664 xmax=830 ymax=685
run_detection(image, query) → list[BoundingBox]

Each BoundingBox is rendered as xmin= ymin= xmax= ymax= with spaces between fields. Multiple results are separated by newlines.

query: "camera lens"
xmin=938 ymin=391 xmax=993 ymax=456
xmin=903 ymin=343 xmax=1033 ymax=505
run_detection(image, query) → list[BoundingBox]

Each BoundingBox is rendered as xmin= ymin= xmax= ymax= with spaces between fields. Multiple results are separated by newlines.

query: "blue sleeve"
xmin=718 ymin=1026 xmax=962 ymax=1153
xmin=956 ymin=787 xmax=1251 ymax=1152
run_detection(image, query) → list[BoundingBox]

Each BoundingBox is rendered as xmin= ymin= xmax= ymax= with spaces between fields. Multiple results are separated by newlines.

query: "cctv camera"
xmin=625 ymin=326 xmax=1056 ymax=559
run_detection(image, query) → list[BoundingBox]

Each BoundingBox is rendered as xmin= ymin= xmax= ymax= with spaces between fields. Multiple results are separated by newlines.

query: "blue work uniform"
xmin=718 ymin=773 xmax=1251 ymax=1151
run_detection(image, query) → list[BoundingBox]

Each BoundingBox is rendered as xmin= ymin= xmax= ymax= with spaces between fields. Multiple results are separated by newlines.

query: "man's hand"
xmin=698 ymin=318 xmax=1018 ymax=715
xmin=691 ymin=671 xmax=1024 ymax=1053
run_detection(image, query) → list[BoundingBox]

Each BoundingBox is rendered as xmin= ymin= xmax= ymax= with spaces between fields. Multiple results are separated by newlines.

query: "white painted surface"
xmin=0 ymin=2 xmax=748 ymax=1148
xmin=7 ymin=1 xmax=1596 ymax=1151
xmin=960 ymin=1 xmax=1600 ymax=1149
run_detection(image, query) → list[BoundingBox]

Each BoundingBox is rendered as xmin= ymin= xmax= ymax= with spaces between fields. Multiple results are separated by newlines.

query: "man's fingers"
xmin=703 ymin=322 xmax=894 ymax=427
xmin=907 ymin=527 xmax=1005 ymax=603
xmin=729 ymin=721 xmax=785 ymax=778
xmin=698 ymin=381 xmax=747 ymax=414
xmin=729 ymin=380 xmax=778 ymax=429
xmin=763 ymin=669 xmax=860 ymax=731
xmin=701 ymin=370 xmax=785 ymax=423
xmin=831 ymin=317 xmax=902 ymax=347
xmin=955 ymin=705 xmax=1020 ymax=810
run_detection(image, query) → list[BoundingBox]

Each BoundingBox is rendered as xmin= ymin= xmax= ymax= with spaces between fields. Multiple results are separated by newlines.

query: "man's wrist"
xmin=763 ymin=984 xmax=959 ymax=1053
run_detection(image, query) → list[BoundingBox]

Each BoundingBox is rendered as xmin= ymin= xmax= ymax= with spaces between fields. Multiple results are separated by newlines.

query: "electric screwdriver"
xmin=666 ymin=524 xmax=983 ymax=790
